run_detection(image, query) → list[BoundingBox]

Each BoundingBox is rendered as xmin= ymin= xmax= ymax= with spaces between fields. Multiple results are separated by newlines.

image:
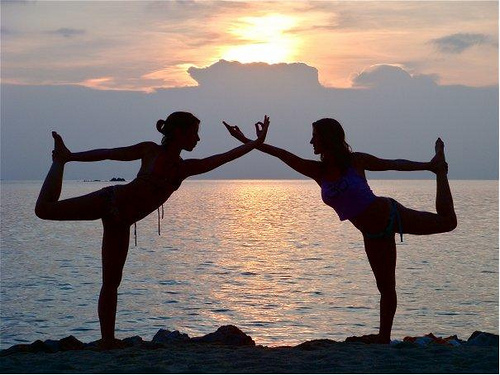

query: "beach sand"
xmin=1 ymin=326 xmax=498 ymax=373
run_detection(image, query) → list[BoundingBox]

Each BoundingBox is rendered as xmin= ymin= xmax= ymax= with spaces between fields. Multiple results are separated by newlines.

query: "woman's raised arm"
xmin=179 ymin=119 xmax=269 ymax=178
xmin=224 ymin=118 xmax=322 ymax=182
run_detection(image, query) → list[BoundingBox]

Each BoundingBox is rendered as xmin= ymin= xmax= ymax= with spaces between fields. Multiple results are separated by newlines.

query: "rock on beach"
xmin=0 ymin=326 xmax=498 ymax=373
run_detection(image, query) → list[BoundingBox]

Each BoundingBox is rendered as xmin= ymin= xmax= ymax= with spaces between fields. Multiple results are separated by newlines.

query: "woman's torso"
xmin=112 ymin=144 xmax=183 ymax=224
xmin=320 ymin=166 xmax=376 ymax=220
xmin=320 ymin=160 xmax=391 ymax=234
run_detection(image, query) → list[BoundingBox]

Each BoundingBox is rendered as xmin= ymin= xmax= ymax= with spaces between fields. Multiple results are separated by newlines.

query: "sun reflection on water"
xmin=1 ymin=180 xmax=498 ymax=347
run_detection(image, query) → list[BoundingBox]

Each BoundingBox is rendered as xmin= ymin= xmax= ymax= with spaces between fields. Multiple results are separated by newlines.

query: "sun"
xmin=221 ymin=14 xmax=298 ymax=64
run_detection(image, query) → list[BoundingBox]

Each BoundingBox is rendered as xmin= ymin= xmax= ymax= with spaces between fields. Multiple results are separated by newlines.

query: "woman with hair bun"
xmin=35 ymin=111 xmax=269 ymax=349
xmin=225 ymin=115 xmax=456 ymax=344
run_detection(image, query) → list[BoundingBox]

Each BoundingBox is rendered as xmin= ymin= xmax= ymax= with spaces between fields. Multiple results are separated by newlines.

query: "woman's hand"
xmin=182 ymin=116 xmax=270 ymax=178
xmin=255 ymin=115 xmax=270 ymax=144
xmin=223 ymin=115 xmax=269 ymax=144
xmin=223 ymin=121 xmax=250 ymax=143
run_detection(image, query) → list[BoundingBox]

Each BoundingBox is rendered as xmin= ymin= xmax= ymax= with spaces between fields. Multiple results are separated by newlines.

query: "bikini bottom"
xmin=98 ymin=186 xmax=164 ymax=247
xmin=363 ymin=198 xmax=403 ymax=242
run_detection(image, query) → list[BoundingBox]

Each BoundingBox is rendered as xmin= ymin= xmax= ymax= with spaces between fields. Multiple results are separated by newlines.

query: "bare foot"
xmin=51 ymin=131 xmax=71 ymax=163
xmin=346 ymin=334 xmax=389 ymax=344
xmin=96 ymin=338 xmax=128 ymax=351
xmin=430 ymin=138 xmax=448 ymax=174
xmin=435 ymin=137 xmax=445 ymax=160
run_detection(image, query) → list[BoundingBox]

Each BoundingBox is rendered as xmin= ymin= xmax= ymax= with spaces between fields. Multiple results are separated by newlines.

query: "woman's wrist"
xmin=249 ymin=139 xmax=261 ymax=147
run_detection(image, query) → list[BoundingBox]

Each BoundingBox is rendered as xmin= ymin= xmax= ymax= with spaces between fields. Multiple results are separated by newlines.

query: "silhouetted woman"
xmin=225 ymin=115 xmax=456 ymax=344
xmin=35 ymin=111 xmax=269 ymax=348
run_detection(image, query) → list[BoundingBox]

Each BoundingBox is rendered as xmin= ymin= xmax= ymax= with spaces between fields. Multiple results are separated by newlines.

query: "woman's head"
xmin=311 ymin=118 xmax=352 ymax=171
xmin=157 ymin=111 xmax=200 ymax=151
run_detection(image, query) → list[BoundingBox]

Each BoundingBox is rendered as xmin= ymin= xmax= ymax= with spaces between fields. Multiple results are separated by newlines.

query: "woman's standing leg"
xmin=363 ymin=237 xmax=397 ymax=344
xmin=98 ymin=219 xmax=130 ymax=348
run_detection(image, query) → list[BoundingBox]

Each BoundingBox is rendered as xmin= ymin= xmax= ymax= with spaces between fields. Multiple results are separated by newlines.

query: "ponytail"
xmin=156 ymin=119 xmax=166 ymax=134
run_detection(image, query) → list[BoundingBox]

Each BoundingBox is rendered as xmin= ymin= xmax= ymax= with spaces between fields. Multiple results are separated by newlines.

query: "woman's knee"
xmin=101 ymin=278 xmax=122 ymax=294
xmin=445 ymin=214 xmax=457 ymax=232
xmin=376 ymin=279 xmax=396 ymax=296
xmin=439 ymin=214 xmax=457 ymax=233
xmin=35 ymin=202 xmax=52 ymax=220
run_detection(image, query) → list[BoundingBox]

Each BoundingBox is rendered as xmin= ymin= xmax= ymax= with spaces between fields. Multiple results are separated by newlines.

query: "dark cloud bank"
xmin=49 ymin=28 xmax=86 ymax=38
xmin=2 ymin=60 xmax=498 ymax=180
xmin=431 ymin=33 xmax=496 ymax=54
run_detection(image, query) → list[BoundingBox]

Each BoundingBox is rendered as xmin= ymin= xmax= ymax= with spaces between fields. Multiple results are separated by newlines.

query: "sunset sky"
xmin=1 ymin=1 xmax=498 ymax=181
xmin=2 ymin=1 xmax=498 ymax=91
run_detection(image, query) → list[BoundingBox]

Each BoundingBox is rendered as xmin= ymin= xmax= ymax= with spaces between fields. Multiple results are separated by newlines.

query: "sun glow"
xmin=222 ymin=14 xmax=298 ymax=64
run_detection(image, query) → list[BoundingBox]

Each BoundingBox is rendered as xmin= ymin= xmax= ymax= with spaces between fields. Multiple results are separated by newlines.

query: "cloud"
xmin=351 ymin=64 xmax=438 ymax=89
xmin=431 ymin=33 xmax=494 ymax=54
xmin=144 ymin=0 xmax=248 ymax=22
xmin=49 ymin=28 xmax=85 ymax=38
xmin=1 ymin=59 xmax=498 ymax=181
xmin=78 ymin=77 xmax=115 ymax=90
xmin=1 ymin=0 xmax=37 ymax=4
xmin=188 ymin=59 xmax=321 ymax=91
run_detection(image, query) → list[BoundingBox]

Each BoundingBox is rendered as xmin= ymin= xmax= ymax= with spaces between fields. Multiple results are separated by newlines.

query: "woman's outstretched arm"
xmin=253 ymin=143 xmax=321 ymax=181
xmin=353 ymin=152 xmax=432 ymax=172
xmin=180 ymin=119 xmax=269 ymax=178
xmin=223 ymin=118 xmax=322 ymax=182
xmin=69 ymin=142 xmax=156 ymax=163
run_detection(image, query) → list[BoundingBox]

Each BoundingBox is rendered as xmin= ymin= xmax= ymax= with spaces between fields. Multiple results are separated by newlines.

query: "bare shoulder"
xmin=351 ymin=152 xmax=376 ymax=176
xmin=140 ymin=141 xmax=160 ymax=149
xmin=139 ymin=141 xmax=161 ymax=154
xmin=351 ymin=152 xmax=369 ymax=166
xmin=131 ymin=142 xmax=161 ymax=162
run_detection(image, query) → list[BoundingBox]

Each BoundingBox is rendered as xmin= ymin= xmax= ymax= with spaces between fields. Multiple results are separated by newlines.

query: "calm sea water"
xmin=1 ymin=179 xmax=498 ymax=349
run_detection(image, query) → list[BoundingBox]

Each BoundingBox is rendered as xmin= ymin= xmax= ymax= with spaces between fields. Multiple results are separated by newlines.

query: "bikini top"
xmin=321 ymin=167 xmax=376 ymax=221
xmin=133 ymin=151 xmax=183 ymax=246
xmin=136 ymin=151 xmax=183 ymax=192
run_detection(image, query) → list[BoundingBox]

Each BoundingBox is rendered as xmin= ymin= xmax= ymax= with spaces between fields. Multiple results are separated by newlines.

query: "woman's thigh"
xmin=363 ymin=236 xmax=397 ymax=290
xmin=38 ymin=189 xmax=108 ymax=221
xmin=396 ymin=201 xmax=447 ymax=235
xmin=101 ymin=219 xmax=130 ymax=287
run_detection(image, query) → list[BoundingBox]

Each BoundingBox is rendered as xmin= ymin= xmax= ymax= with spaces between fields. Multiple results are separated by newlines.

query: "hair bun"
xmin=156 ymin=119 xmax=166 ymax=133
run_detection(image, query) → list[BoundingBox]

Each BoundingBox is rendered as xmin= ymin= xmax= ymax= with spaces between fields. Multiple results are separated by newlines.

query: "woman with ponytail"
xmin=225 ymin=116 xmax=456 ymax=344
xmin=35 ymin=111 xmax=269 ymax=349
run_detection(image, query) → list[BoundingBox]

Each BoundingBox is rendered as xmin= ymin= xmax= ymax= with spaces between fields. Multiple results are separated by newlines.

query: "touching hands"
xmin=223 ymin=115 xmax=270 ymax=145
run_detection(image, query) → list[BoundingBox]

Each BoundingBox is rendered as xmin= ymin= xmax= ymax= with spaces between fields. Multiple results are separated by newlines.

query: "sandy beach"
xmin=1 ymin=326 xmax=497 ymax=373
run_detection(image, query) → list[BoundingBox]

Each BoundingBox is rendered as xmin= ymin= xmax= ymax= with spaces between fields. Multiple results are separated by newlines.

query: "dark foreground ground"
xmin=1 ymin=326 xmax=498 ymax=373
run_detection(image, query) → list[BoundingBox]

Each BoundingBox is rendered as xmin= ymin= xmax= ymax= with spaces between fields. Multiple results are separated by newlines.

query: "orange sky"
xmin=2 ymin=1 xmax=498 ymax=92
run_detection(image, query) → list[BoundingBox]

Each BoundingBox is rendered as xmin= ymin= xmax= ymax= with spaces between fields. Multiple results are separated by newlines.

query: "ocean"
xmin=0 ymin=179 xmax=498 ymax=349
